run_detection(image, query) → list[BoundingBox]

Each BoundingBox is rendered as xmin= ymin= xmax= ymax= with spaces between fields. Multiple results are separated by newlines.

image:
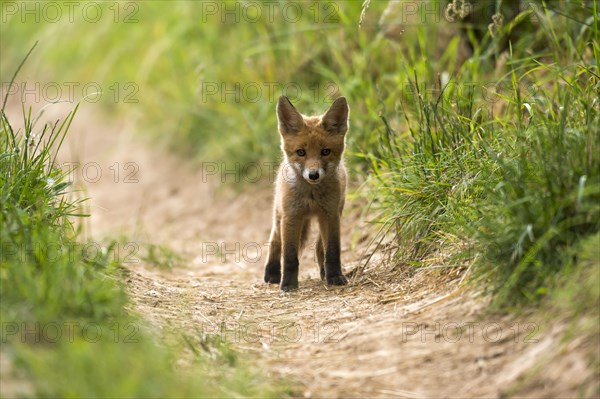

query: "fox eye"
xmin=296 ymin=149 xmax=306 ymax=157
xmin=321 ymin=149 xmax=331 ymax=156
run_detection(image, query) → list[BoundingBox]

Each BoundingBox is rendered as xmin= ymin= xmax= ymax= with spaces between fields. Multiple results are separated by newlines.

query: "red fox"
xmin=264 ymin=96 xmax=349 ymax=291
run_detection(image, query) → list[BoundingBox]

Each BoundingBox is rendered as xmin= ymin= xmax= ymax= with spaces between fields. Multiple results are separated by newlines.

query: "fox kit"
xmin=264 ymin=96 xmax=350 ymax=291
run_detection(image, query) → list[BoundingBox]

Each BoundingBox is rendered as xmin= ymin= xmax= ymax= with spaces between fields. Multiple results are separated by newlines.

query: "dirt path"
xmin=30 ymin=104 xmax=598 ymax=398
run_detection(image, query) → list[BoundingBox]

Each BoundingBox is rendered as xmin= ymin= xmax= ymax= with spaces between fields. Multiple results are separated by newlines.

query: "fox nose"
xmin=308 ymin=171 xmax=320 ymax=180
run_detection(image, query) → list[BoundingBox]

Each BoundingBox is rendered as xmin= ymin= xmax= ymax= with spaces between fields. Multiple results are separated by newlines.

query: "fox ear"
xmin=321 ymin=97 xmax=349 ymax=135
xmin=277 ymin=96 xmax=305 ymax=135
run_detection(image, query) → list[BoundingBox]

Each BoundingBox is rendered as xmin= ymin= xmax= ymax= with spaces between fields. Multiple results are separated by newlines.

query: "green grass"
xmin=0 ymin=102 xmax=126 ymax=324
xmin=13 ymin=332 xmax=281 ymax=398
xmin=141 ymin=242 xmax=185 ymax=270
xmin=361 ymin=1 xmax=600 ymax=306
xmin=473 ymin=73 xmax=599 ymax=305
xmin=551 ymin=232 xmax=600 ymax=336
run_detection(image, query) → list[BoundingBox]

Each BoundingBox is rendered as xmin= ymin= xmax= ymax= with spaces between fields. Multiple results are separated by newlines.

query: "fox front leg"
xmin=319 ymin=214 xmax=348 ymax=286
xmin=316 ymin=236 xmax=325 ymax=281
xmin=280 ymin=218 xmax=301 ymax=291
xmin=264 ymin=214 xmax=282 ymax=284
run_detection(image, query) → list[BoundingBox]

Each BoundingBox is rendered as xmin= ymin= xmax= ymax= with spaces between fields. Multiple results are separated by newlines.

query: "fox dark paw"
xmin=280 ymin=273 xmax=299 ymax=291
xmin=264 ymin=263 xmax=281 ymax=284
xmin=327 ymin=274 xmax=348 ymax=286
xmin=265 ymin=274 xmax=281 ymax=284
xmin=280 ymin=282 xmax=298 ymax=292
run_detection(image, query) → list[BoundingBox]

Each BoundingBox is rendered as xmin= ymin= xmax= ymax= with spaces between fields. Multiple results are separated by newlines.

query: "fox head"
xmin=276 ymin=96 xmax=349 ymax=185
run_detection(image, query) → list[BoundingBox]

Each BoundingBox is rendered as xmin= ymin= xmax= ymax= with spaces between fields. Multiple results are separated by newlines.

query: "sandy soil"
xmin=5 ymin=103 xmax=599 ymax=398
